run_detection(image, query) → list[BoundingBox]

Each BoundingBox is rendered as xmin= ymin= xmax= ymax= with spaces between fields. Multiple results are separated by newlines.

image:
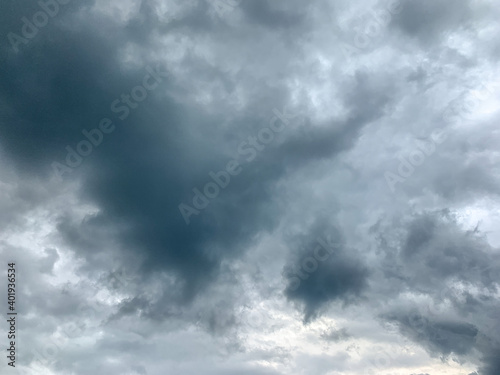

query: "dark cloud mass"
xmin=284 ymin=224 xmax=370 ymax=321
xmin=386 ymin=312 xmax=479 ymax=356
xmin=0 ymin=0 xmax=499 ymax=374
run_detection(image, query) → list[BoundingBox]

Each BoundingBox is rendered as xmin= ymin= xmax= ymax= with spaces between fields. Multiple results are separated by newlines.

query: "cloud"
xmin=1 ymin=0 xmax=500 ymax=374
xmin=321 ymin=327 xmax=351 ymax=342
xmin=386 ymin=312 xmax=479 ymax=356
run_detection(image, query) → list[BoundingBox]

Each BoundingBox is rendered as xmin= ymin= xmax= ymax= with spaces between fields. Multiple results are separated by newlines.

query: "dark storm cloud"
xmin=0 ymin=2 xmax=130 ymax=175
xmin=285 ymin=251 xmax=369 ymax=322
xmin=479 ymin=350 xmax=500 ymax=375
xmin=372 ymin=210 xmax=500 ymax=373
xmin=2 ymin=0 xmax=500 ymax=374
xmin=1 ymin=0 xmax=280 ymax=303
xmin=375 ymin=210 xmax=500 ymax=295
xmin=284 ymin=220 xmax=370 ymax=321
xmin=0 ymin=0 xmax=399 ymax=310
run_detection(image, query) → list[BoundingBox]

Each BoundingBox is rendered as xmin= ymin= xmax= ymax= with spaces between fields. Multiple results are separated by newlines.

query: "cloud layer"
xmin=1 ymin=0 xmax=499 ymax=374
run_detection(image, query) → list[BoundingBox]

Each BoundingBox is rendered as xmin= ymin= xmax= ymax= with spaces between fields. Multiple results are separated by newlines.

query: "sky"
xmin=0 ymin=0 xmax=500 ymax=374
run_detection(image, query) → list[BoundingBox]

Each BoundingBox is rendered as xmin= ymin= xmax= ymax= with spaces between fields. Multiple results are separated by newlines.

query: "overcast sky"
xmin=1 ymin=0 xmax=500 ymax=374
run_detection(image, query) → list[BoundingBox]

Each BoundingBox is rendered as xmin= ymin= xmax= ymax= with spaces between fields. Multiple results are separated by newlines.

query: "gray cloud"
xmin=1 ymin=0 xmax=500 ymax=374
